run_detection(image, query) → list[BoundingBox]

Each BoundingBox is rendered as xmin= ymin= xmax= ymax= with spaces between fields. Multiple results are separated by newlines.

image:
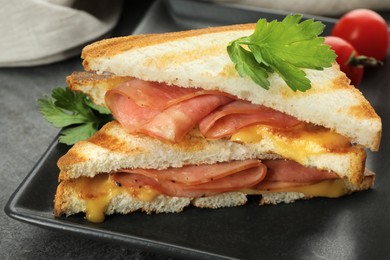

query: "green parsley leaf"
xmin=227 ymin=14 xmax=337 ymax=92
xmin=37 ymin=87 xmax=113 ymax=145
xmin=227 ymin=41 xmax=271 ymax=89
xmin=37 ymin=96 xmax=87 ymax=128
xmin=59 ymin=123 xmax=98 ymax=145
xmin=85 ymin=99 xmax=112 ymax=114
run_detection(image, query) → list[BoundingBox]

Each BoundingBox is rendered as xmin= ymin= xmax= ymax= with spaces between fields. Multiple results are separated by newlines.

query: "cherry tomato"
xmin=324 ymin=36 xmax=363 ymax=86
xmin=331 ymin=9 xmax=389 ymax=61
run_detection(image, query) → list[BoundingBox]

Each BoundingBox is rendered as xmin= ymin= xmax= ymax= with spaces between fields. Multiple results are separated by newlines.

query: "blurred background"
xmin=1 ymin=0 xmax=389 ymax=67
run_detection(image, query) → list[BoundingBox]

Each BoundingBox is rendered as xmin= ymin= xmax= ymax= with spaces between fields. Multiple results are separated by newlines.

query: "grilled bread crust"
xmin=79 ymin=24 xmax=381 ymax=151
xmin=66 ymin=72 xmax=132 ymax=107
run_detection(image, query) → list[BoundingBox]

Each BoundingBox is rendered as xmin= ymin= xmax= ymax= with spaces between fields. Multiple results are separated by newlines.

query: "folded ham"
xmin=111 ymin=159 xmax=340 ymax=198
xmin=199 ymin=100 xmax=302 ymax=138
xmin=105 ymin=79 xmax=301 ymax=142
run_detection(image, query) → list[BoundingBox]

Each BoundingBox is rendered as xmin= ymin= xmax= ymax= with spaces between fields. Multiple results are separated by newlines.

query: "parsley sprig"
xmin=37 ymin=87 xmax=112 ymax=145
xmin=227 ymin=14 xmax=336 ymax=92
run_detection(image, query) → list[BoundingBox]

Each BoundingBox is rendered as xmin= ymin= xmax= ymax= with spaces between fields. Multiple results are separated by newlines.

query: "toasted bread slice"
xmin=80 ymin=24 xmax=381 ymax=151
xmin=58 ymin=121 xmax=366 ymax=184
xmin=57 ymin=120 xmax=281 ymax=181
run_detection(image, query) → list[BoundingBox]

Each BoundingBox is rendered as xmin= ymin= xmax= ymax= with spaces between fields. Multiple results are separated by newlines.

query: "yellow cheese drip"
xmin=231 ymin=124 xmax=352 ymax=165
xmin=73 ymin=173 xmax=160 ymax=223
xmin=85 ymin=197 xmax=110 ymax=224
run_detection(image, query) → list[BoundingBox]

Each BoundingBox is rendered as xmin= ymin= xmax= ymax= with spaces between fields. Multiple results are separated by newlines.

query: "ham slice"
xmin=111 ymin=159 xmax=340 ymax=198
xmin=105 ymin=79 xmax=201 ymax=132
xmin=105 ymin=79 xmax=232 ymax=142
xmin=105 ymin=78 xmax=303 ymax=142
xmin=138 ymin=94 xmax=231 ymax=142
xmin=112 ymin=160 xmax=267 ymax=197
xmin=122 ymin=160 xmax=264 ymax=185
xmin=199 ymin=100 xmax=302 ymax=139
xmin=255 ymin=159 xmax=339 ymax=190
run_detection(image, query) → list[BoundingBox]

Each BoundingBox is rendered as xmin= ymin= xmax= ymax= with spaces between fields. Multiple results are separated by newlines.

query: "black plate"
xmin=5 ymin=0 xmax=390 ymax=259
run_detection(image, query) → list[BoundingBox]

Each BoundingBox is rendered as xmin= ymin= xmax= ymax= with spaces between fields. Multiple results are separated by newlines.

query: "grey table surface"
xmin=0 ymin=1 xmax=174 ymax=259
xmin=2 ymin=0 xmax=390 ymax=259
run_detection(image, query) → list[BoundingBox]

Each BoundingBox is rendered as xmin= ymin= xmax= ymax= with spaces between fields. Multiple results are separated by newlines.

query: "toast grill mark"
xmin=143 ymin=45 xmax=226 ymax=69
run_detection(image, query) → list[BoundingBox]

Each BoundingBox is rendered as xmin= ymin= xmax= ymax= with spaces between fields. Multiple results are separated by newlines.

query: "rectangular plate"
xmin=5 ymin=0 xmax=390 ymax=259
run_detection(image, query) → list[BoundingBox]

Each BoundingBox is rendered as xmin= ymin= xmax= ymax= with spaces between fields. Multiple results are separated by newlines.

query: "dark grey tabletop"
xmin=2 ymin=1 xmax=390 ymax=259
xmin=0 ymin=1 xmax=169 ymax=259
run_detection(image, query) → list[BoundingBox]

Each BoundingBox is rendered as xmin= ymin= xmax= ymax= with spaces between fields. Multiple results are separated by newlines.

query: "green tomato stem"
xmin=347 ymin=51 xmax=383 ymax=68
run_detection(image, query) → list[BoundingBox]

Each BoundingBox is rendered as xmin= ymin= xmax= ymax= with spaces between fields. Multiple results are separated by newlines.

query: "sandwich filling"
xmin=60 ymin=159 xmax=348 ymax=223
xmin=105 ymin=78 xmax=361 ymax=164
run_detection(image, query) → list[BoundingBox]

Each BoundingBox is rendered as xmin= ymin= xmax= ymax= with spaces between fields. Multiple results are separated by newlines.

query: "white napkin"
xmin=0 ymin=0 xmax=123 ymax=67
xmin=211 ymin=0 xmax=390 ymax=16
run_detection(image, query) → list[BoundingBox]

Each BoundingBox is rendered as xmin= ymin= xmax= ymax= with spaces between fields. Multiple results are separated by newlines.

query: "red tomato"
xmin=331 ymin=9 xmax=389 ymax=61
xmin=324 ymin=36 xmax=363 ymax=86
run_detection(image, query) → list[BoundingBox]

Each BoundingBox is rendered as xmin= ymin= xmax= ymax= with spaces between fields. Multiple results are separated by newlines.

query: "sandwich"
xmin=51 ymin=15 xmax=381 ymax=223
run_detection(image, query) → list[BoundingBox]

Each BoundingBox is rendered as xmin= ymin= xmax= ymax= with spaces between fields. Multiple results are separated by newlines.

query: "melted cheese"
xmin=247 ymin=179 xmax=348 ymax=198
xmin=242 ymin=179 xmax=348 ymax=198
xmin=285 ymin=179 xmax=348 ymax=197
xmin=73 ymin=173 xmax=160 ymax=223
xmin=136 ymin=188 xmax=160 ymax=201
xmin=231 ymin=124 xmax=353 ymax=165
xmin=85 ymin=196 xmax=110 ymax=223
